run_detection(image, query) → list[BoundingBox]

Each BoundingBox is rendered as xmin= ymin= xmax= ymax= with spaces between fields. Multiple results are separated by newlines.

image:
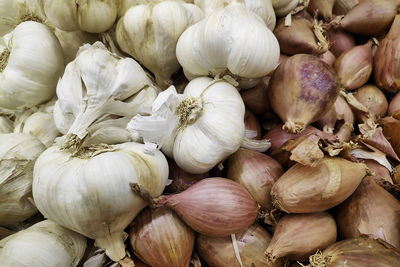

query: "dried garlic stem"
xmin=0 ymin=49 xmax=10 ymax=72
xmin=176 ymin=97 xmax=203 ymax=127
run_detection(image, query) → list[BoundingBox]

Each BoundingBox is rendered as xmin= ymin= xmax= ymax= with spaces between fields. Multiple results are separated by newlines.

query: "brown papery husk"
xmin=129 ymin=207 xmax=194 ymax=267
xmin=354 ymin=85 xmax=388 ymax=122
xmin=268 ymin=54 xmax=340 ymax=134
xmin=326 ymin=27 xmax=356 ymax=58
xmin=154 ymin=178 xmax=258 ymax=237
xmin=307 ymin=0 xmax=335 ymax=21
xmin=333 ymin=0 xmax=360 ymax=15
xmin=374 ymin=14 xmax=400 ymax=93
xmin=318 ymin=50 xmax=336 ymax=67
xmin=265 ymin=212 xmax=337 ymax=263
xmin=273 ymin=13 xmax=326 ymax=56
xmin=340 ymin=0 xmax=400 ymax=36
xmin=240 ymin=77 xmax=271 ymax=115
xmin=244 ymin=110 xmax=261 ymax=140
xmin=196 ymin=223 xmax=283 ymax=267
xmin=389 ymin=91 xmax=400 ymax=116
xmin=381 ymin=116 xmax=400 ymax=158
xmin=315 ymin=104 xmax=337 ymax=133
xmin=364 ymin=159 xmax=393 ymax=184
xmin=264 ymin=124 xmax=337 ymax=152
xmin=310 ymin=237 xmax=400 ymax=267
xmin=336 ymin=177 xmax=400 ymax=249
xmin=226 ymin=148 xmax=284 ymax=211
xmin=271 ymin=157 xmax=367 ymax=213
xmin=165 ymin=159 xmax=208 ymax=193
xmin=334 ymin=41 xmax=373 ymax=91
xmin=358 ymin=126 xmax=400 ymax=161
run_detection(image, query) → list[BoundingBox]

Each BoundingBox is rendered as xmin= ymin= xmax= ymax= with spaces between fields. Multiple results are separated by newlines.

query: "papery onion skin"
xmin=334 ymin=41 xmax=373 ymax=91
xmin=271 ymin=157 xmax=367 ymax=213
xmin=155 ymin=178 xmax=258 ymax=237
xmin=336 ymin=177 xmax=400 ymax=249
xmin=307 ymin=0 xmax=335 ymax=21
xmin=226 ymin=148 xmax=283 ymax=211
xmin=381 ymin=116 xmax=400 ymax=157
xmin=129 ymin=207 xmax=195 ymax=267
xmin=197 ymin=223 xmax=283 ymax=267
xmin=374 ymin=14 xmax=400 ymax=93
xmin=354 ymin=85 xmax=388 ymax=121
xmin=265 ymin=212 xmax=337 ymax=262
xmin=326 ymin=27 xmax=356 ymax=58
xmin=340 ymin=0 xmax=399 ymax=36
xmin=269 ymin=54 xmax=339 ymax=134
xmin=313 ymin=237 xmax=400 ymax=267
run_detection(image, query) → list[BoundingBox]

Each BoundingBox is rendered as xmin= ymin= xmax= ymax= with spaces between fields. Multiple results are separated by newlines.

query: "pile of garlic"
xmin=0 ymin=0 xmax=283 ymax=265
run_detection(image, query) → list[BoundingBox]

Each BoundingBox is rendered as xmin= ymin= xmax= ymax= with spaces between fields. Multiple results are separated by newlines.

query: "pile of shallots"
xmin=1 ymin=0 xmax=400 ymax=266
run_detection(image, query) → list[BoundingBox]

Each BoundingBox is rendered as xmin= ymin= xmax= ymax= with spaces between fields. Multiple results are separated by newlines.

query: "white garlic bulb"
xmin=54 ymin=29 xmax=99 ymax=64
xmin=0 ymin=21 xmax=64 ymax=110
xmin=116 ymin=1 xmax=203 ymax=88
xmin=54 ymin=42 xmax=159 ymax=149
xmin=43 ymin=0 xmax=118 ymax=33
xmin=272 ymin=0 xmax=300 ymax=16
xmin=0 ymin=116 xmax=13 ymax=134
xmin=0 ymin=220 xmax=86 ymax=267
xmin=128 ymin=77 xmax=245 ymax=174
xmin=0 ymin=133 xmax=46 ymax=227
xmin=0 ymin=0 xmax=19 ymax=36
xmin=33 ymin=142 xmax=168 ymax=261
xmin=14 ymin=101 xmax=60 ymax=147
xmin=194 ymin=0 xmax=276 ymax=30
xmin=176 ymin=1 xmax=280 ymax=83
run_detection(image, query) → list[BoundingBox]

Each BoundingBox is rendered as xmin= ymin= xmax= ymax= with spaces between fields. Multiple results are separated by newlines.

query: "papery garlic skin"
xmin=128 ymin=77 xmax=245 ymax=174
xmin=44 ymin=0 xmax=118 ymax=33
xmin=176 ymin=2 xmax=280 ymax=82
xmin=33 ymin=142 xmax=168 ymax=261
xmin=54 ymin=42 xmax=159 ymax=146
xmin=0 ymin=133 xmax=46 ymax=227
xmin=116 ymin=1 xmax=203 ymax=88
xmin=0 ymin=220 xmax=86 ymax=267
xmin=0 ymin=21 xmax=64 ymax=110
xmin=0 ymin=0 xmax=19 ymax=36
xmin=272 ymin=0 xmax=300 ymax=16
xmin=194 ymin=0 xmax=276 ymax=30
xmin=0 ymin=116 xmax=13 ymax=134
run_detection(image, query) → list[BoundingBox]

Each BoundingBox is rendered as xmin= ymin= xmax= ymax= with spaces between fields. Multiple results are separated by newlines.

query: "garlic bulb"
xmin=194 ymin=0 xmax=276 ymax=30
xmin=14 ymin=101 xmax=60 ymax=147
xmin=32 ymin=142 xmax=169 ymax=261
xmin=0 ymin=0 xmax=19 ymax=36
xmin=43 ymin=0 xmax=118 ymax=33
xmin=0 ymin=220 xmax=86 ymax=267
xmin=272 ymin=0 xmax=300 ymax=16
xmin=176 ymin=2 xmax=280 ymax=83
xmin=54 ymin=42 xmax=159 ymax=149
xmin=0 ymin=21 xmax=64 ymax=110
xmin=116 ymin=1 xmax=203 ymax=88
xmin=54 ymin=29 xmax=99 ymax=64
xmin=128 ymin=77 xmax=245 ymax=174
xmin=0 ymin=133 xmax=46 ymax=227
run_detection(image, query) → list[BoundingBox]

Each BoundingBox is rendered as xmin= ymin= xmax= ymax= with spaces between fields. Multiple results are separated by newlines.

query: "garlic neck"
xmin=0 ymin=49 xmax=10 ymax=72
xmin=176 ymin=96 xmax=203 ymax=127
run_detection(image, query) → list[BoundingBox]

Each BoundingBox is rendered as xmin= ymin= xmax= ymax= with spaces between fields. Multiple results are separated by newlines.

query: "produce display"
xmin=1 ymin=0 xmax=400 ymax=266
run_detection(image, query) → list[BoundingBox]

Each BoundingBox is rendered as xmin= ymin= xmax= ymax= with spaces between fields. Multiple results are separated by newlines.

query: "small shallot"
xmin=197 ymin=223 xmax=282 ymax=267
xmin=307 ymin=0 xmax=335 ymax=21
xmin=129 ymin=207 xmax=195 ymax=267
xmin=354 ymin=85 xmax=388 ymax=122
xmin=389 ymin=91 xmax=400 ymax=116
xmin=268 ymin=54 xmax=339 ymax=133
xmin=374 ymin=14 xmax=400 ymax=93
xmin=240 ymin=77 xmax=271 ymax=115
xmin=340 ymin=0 xmax=400 ymax=36
xmin=138 ymin=178 xmax=259 ymax=237
xmin=244 ymin=110 xmax=261 ymax=140
xmin=318 ymin=50 xmax=336 ymax=67
xmin=165 ymin=159 xmax=208 ymax=193
xmin=226 ymin=148 xmax=284 ymax=211
xmin=364 ymin=159 xmax=393 ymax=184
xmin=333 ymin=0 xmax=360 ymax=15
xmin=309 ymin=238 xmax=400 ymax=266
xmin=381 ymin=116 xmax=400 ymax=157
xmin=336 ymin=177 xmax=400 ymax=249
xmin=334 ymin=41 xmax=373 ymax=91
xmin=326 ymin=27 xmax=355 ymax=58
xmin=271 ymin=157 xmax=367 ymax=213
xmin=265 ymin=212 xmax=337 ymax=263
